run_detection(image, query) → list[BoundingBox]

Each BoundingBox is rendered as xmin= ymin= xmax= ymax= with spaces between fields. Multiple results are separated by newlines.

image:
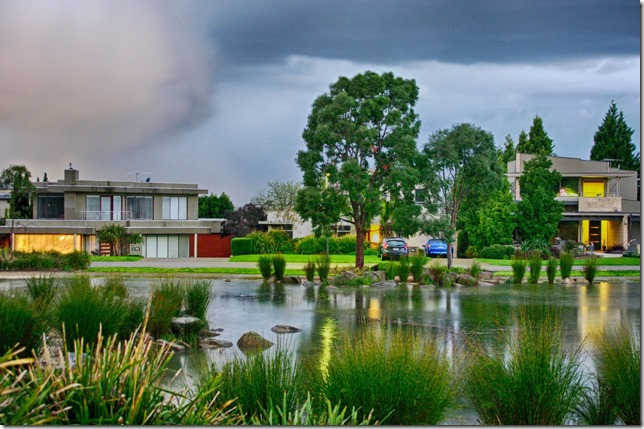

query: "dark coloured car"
xmin=378 ymin=237 xmax=409 ymax=260
xmin=424 ymin=238 xmax=448 ymax=257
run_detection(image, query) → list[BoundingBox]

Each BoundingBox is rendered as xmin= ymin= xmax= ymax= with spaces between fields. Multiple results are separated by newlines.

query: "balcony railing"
xmin=82 ymin=211 xmax=133 ymax=221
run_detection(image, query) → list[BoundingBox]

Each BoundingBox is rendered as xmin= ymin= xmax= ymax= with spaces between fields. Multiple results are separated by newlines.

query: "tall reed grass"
xmin=257 ymin=255 xmax=272 ymax=280
xmin=591 ymin=324 xmax=640 ymax=425
xmin=428 ymin=262 xmax=448 ymax=287
xmin=184 ymin=280 xmax=211 ymax=321
xmin=511 ymin=257 xmax=527 ymax=284
xmin=272 ymin=254 xmax=287 ymax=282
xmin=546 ymin=257 xmax=558 ymax=284
xmin=528 ymin=251 xmax=542 ymax=284
xmin=316 ymin=255 xmax=331 ymax=282
xmin=303 ymin=260 xmax=316 ymax=282
xmin=323 ymin=327 xmax=456 ymax=424
xmin=464 ymin=307 xmax=586 ymax=425
xmin=469 ymin=261 xmax=482 ymax=283
xmin=396 ymin=257 xmax=411 ymax=283
xmin=559 ymin=251 xmax=575 ymax=279
xmin=383 ymin=261 xmax=397 ymax=280
xmin=410 ymin=253 xmax=427 ymax=283
xmin=583 ymin=256 xmax=599 ymax=284
xmin=0 ymin=292 xmax=44 ymax=357
xmin=148 ymin=279 xmax=185 ymax=339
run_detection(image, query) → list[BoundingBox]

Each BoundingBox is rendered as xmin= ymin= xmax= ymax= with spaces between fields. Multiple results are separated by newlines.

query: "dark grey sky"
xmin=0 ymin=0 xmax=640 ymax=205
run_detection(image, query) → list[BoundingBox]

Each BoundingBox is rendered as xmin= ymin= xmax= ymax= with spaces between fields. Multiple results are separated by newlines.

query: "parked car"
xmin=378 ymin=237 xmax=409 ymax=260
xmin=424 ymin=238 xmax=448 ymax=257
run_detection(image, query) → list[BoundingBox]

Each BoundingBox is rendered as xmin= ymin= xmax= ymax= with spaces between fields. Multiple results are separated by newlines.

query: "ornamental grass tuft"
xmin=303 ymin=260 xmax=316 ymax=282
xmin=396 ymin=257 xmax=411 ymax=283
xmin=272 ymin=254 xmax=287 ymax=282
xmin=257 ymin=255 xmax=272 ymax=280
xmin=511 ymin=257 xmax=527 ymax=284
xmin=559 ymin=251 xmax=575 ymax=279
xmin=583 ymin=256 xmax=599 ymax=284
xmin=528 ymin=251 xmax=542 ymax=284
xmin=546 ymin=256 xmax=558 ymax=284
xmin=410 ymin=253 xmax=428 ymax=283
xmin=316 ymin=255 xmax=331 ymax=282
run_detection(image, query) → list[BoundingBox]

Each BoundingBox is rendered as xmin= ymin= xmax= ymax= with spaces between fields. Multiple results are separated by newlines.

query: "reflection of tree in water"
xmin=317 ymin=284 xmax=329 ymax=302
xmin=272 ymin=283 xmax=286 ymax=305
xmin=304 ymin=285 xmax=315 ymax=302
xmin=257 ymin=281 xmax=271 ymax=302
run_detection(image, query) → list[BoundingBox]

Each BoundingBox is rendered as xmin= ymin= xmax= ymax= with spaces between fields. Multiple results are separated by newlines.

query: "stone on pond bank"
xmin=237 ymin=331 xmax=274 ymax=350
xmin=271 ymin=325 xmax=302 ymax=334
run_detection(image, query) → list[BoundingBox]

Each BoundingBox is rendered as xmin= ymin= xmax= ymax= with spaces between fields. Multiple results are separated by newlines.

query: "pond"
xmin=0 ymin=276 xmax=640 ymax=425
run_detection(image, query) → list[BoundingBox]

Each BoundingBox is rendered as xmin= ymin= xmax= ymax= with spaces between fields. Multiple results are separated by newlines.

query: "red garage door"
xmin=189 ymin=234 xmax=232 ymax=257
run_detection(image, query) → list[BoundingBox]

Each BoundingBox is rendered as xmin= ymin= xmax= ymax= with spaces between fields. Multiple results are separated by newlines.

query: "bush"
xmin=335 ymin=235 xmax=358 ymax=254
xmin=410 ymin=253 xmax=428 ymax=283
xmin=323 ymin=327 xmax=456 ymax=424
xmin=469 ymin=261 xmax=482 ymax=282
xmin=257 ymin=255 xmax=272 ymax=280
xmin=521 ymin=237 xmax=550 ymax=256
xmin=465 ymin=307 xmax=586 ymax=425
xmin=479 ymin=244 xmax=515 ymax=260
xmin=583 ymin=256 xmax=598 ymax=284
xmin=528 ymin=251 xmax=542 ymax=284
xmin=559 ymin=251 xmax=575 ymax=280
xmin=0 ymin=292 xmax=44 ymax=357
xmin=231 ymin=237 xmax=254 ymax=256
xmin=511 ymin=257 xmax=527 ymax=284
xmin=272 ymin=254 xmax=287 ymax=282
xmin=248 ymin=231 xmax=293 ymax=254
xmin=25 ymin=275 xmax=58 ymax=310
xmin=546 ymin=257 xmax=558 ymax=284
xmin=428 ymin=262 xmax=448 ymax=287
xmin=63 ymin=250 xmax=91 ymax=270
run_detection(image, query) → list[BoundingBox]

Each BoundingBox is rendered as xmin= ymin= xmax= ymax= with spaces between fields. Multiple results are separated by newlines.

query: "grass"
xmin=257 ymin=255 xmax=272 ymax=280
xmin=397 ymin=258 xmax=411 ymax=283
xmin=272 ymin=254 xmax=287 ymax=281
xmin=230 ymin=254 xmax=382 ymax=265
xmin=583 ymin=256 xmax=599 ymax=284
xmin=511 ymin=257 xmax=527 ymax=284
xmin=0 ymin=292 xmax=44 ymax=358
xmin=184 ymin=279 xmax=211 ymax=321
xmin=90 ymin=255 xmax=144 ymax=262
xmin=148 ymin=279 xmax=185 ymax=339
xmin=464 ymin=307 xmax=586 ymax=425
xmin=475 ymin=257 xmax=640 ymax=266
xmin=546 ymin=257 xmax=558 ymax=284
xmin=559 ymin=252 xmax=575 ymax=280
xmin=528 ymin=252 xmax=542 ymax=284
xmin=303 ymin=260 xmax=316 ymax=282
xmin=322 ymin=326 xmax=456 ymax=425
xmin=410 ymin=253 xmax=428 ymax=283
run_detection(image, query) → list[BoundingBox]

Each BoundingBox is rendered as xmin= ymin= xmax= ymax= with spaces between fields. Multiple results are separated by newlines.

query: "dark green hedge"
xmin=0 ymin=250 xmax=91 ymax=271
xmin=231 ymin=237 xmax=254 ymax=256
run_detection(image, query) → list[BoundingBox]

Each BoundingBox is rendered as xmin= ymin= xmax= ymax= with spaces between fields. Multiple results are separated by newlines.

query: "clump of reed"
xmin=409 ymin=253 xmax=428 ymax=283
xmin=25 ymin=275 xmax=58 ymax=308
xmin=383 ymin=262 xmax=397 ymax=281
xmin=316 ymin=255 xmax=331 ymax=283
xmin=582 ymin=256 xmax=599 ymax=284
xmin=303 ymin=260 xmax=316 ymax=282
xmin=469 ymin=261 xmax=482 ymax=284
xmin=185 ymin=279 xmax=211 ymax=322
xmin=590 ymin=324 xmax=640 ymax=425
xmin=55 ymin=275 xmax=132 ymax=348
xmin=428 ymin=262 xmax=448 ymax=287
xmin=272 ymin=254 xmax=287 ymax=282
xmin=559 ymin=251 xmax=575 ymax=279
xmin=322 ymin=327 xmax=456 ymax=425
xmin=148 ymin=278 xmax=185 ymax=339
xmin=546 ymin=257 xmax=558 ymax=284
xmin=200 ymin=343 xmax=306 ymax=419
xmin=464 ymin=307 xmax=586 ymax=425
xmin=396 ymin=258 xmax=411 ymax=284
xmin=0 ymin=292 xmax=44 ymax=358
xmin=528 ymin=251 xmax=542 ymax=284
xmin=574 ymin=379 xmax=618 ymax=425
xmin=257 ymin=255 xmax=272 ymax=280
xmin=511 ymin=256 xmax=527 ymax=284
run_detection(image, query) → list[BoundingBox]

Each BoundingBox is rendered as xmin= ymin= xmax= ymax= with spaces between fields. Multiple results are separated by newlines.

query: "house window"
xmin=37 ymin=194 xmax=64 ymax=219
xmin=162 ymin=197 xmax=187 ymax=220
xmin=334 ymin=224 xmax=351 ymax=237
xmin=126 ymin=196 xmax=153 ymax=220
xmin=85 ymin=195 xmax=114 ymax=220
xmin=559 ymin=178 xmax=579 ymax=196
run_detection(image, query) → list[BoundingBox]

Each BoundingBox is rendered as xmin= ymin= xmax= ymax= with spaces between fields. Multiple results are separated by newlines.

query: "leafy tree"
xmin=421 ymin=123 xmax=503 ymax=268
xmin=198 ymin=192 xmax=234 ymax=218
xmin=296 ymin=71 xmax=423 ymax=268
xmin=223 ymin=203 xmax=267 ymax=237
xmin=0 ymin=165 xmax=35 ymax=219
xmin=499 ymin=134 xmax=516 ymax=165
xmin=590 ymin=100 xmax=639 ymax=171
xmin=464 ymin=181 xmax=517 ymax=251
xmin=516 ymin=117 xmax=554 ymax=156
xmin=516 ymin=153 xmax=563 ymax=242
xmin=251 ymin=180 xmax=302 ymax=224
xmin=96 ymin=224 xmax=142 ymax=256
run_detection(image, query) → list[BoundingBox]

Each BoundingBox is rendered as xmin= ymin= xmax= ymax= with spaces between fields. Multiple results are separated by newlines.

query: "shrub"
xmin=0 ymin=292 xmax=44 ymax=357
xmin=148 ymin=279 xmax=185 ymax=339
xmin=410 ymin=253 xmax=428 ymax=283
xmin=511 ymin=257 xmax=527 ymax=284
xmin=583 ymin=256 xmax=598 ymax=284
xmin=272 ymin=254 xmax=287 ymax=282
xmin=465 ymin=307 xmax=586 ymax=425
xmin=316 ymin=255 xmax=331 ymax=282
xmin=257 ymin=255 xmax=272 ymax=280
xmin=469 ymin=261 xmax=482 ymax=282
xmin=248 ymin=230 xmax=293 ymax=254
xmin=303 ymin=260 xmax=316 ymax=282
xmin=295 ymin=236 xmax=326 ymax=255
xmin=592 ymin=325 xmax=640 ymax=425
xmin=528 ymin=251 xmax=542 ymax=284
xmin=185 ymin=279 xmax=211 ymax=321
xmin=323 ymin=327 xmax=456 ymax=424
xmin=63 ymin=250 xmax=91 ymax=270
xmin=231 ymin=237 xmax=254 ymax=256
xmin=396 ymin=258 xmax=411 ymax=283
xmin=56 ymin=275 xmax=131 ymax=348
xmin=336 ymin=235 xmax=358 ymax=254
xmin=479 ymin=244 xmax=515 ymax=260
xmin=546 ymin=257 xmax=558 ymax=284
xmin=428 ymin=262 xmax=448 ymax=287
xmin=521 ymin=237 xmax=550 ymax=256
xmin=559 ymin=251 xmax=575 ymax=279
xmin=25 ymin=275 xmax=58 ymax=310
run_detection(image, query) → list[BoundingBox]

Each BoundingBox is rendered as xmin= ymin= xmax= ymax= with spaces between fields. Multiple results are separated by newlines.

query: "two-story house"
xmin=507 ymin=153 xmax=640 ymax=250
xmin=0 ymin=167 xmax=231 ymax=257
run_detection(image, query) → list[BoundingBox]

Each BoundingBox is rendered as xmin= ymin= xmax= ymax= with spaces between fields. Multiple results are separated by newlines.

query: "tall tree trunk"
xmin=355 ymin=224 xmax=365 ymax=269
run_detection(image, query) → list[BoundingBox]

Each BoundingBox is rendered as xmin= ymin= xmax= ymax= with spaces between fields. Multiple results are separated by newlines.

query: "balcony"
xmin=577 ymin=195 xmax=622 ymax=213
xmin=81 ymin=211 xmax=134 ymax=221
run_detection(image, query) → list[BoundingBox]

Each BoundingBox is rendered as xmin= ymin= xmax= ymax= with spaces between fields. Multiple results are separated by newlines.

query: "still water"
xmin=0 ymin=276 xmax=640 ymax=424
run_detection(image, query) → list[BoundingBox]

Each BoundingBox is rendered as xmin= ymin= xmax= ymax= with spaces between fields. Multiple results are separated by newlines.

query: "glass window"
xmin=126 ymin=196 xmax=153 ymax=220
xmin=162 ymin=196 xmax=187 ymax=220
xmin=37 ymin=194 xmax=64 ymax=219
xmin=86 ymin=195 xmax=100 ymax=220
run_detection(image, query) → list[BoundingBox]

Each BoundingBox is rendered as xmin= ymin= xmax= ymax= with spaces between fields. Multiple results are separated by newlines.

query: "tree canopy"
xmin=251 ymin=180 xmax=301 ymax=224
xmin=421 ymin=123 xmax=504 ymax=267
xmin=223 ymin=203 xmax=266 ymax=237
xmin=198 ymin=192 xmax=234 ymax=219
xmin=516 ymin=153 xmax=563 ymax=242
xmin=0 ymin=165 xmax=35 ymax=219
xmin=295 ymin=71 xmax=422 ymax=268
xmin=516 ymin=116 xmax=554 ymax=156
xmin=590 ymin=100 xmax=639 ymax=171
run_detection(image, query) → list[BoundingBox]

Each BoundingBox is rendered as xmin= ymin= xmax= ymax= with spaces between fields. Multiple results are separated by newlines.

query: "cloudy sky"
xmin=0 ymin=0 xmax=640 ymax=206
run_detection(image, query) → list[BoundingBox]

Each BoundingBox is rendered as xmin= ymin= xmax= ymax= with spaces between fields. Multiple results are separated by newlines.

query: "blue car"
xmin=424 ymin=239 xmax=448 ymax=257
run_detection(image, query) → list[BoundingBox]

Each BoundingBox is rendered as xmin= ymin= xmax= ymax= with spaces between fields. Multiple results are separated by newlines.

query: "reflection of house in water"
xmin=577 ymin=282 xmax=631 ymax=340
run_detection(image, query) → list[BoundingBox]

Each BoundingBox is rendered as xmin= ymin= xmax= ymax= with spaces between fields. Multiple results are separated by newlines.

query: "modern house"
xmin=0 ymin=167 xmax=231 ymax=257
xmin=507 ymin=153 xmax=640 ymax=250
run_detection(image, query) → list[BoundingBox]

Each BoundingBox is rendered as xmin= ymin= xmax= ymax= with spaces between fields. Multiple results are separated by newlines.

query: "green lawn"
xmin=229 ymin=254 xmax=383 ymax=265
xmin=90 ymin=255 xmax=144 ymax=262
xmin=476 ymin=257 xmax=640 ymax=267
xmin=87 ymin=266 xmax=306 ymax=276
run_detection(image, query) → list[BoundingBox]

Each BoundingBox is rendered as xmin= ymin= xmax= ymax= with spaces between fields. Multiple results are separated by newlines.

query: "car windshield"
xmin=429 ymin=240 xmax=444 ymax=245
xmin=386 ymin=239 xmax=406 ymax=246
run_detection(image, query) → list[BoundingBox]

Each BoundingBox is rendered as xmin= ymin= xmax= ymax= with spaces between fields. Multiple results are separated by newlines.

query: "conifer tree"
xmin=590 ymin=101 xmax=639 ymax=171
